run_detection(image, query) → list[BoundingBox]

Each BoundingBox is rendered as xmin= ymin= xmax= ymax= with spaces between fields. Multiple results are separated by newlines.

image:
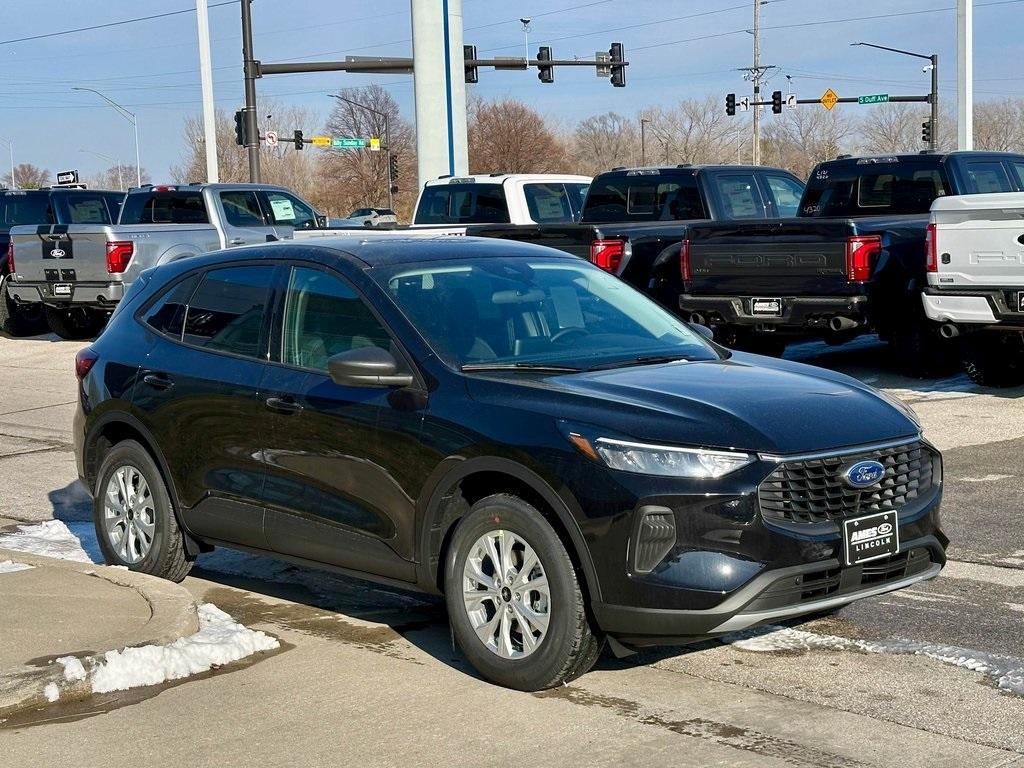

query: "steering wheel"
xmin=549 ymin=326 xmax=590 ymax=344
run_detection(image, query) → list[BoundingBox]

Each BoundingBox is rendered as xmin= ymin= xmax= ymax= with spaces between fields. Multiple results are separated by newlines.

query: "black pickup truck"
xmin=679 ymin=151 xmax=1024 ymax=370
xmin=469 ymin=164 xmax=805 ymax=308
xmin=1 ymin=187 xmax=123 ymax=335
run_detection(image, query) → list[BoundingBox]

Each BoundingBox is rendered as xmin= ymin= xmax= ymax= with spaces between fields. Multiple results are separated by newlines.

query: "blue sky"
xmin=1 ymin=0 xmax=1020 ymax=181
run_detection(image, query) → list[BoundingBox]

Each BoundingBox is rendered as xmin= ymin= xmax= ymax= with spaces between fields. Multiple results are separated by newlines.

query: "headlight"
xmin=582 ymin=437 xmax=754 ymax=479
xmin=876 ymin=390 xmax=921 ymax=428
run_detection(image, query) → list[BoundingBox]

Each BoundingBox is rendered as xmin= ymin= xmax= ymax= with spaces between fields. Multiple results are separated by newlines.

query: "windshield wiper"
xmin=586 ymin=354 xmax=694 ymax=372
xmin=460 ymin=362 xmax=582 ymax=373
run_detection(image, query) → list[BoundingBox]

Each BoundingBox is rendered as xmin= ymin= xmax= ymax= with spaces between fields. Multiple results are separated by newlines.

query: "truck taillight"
xmin=680 ymin=239 xmax=692 ymax=281
xmin=5 ymin=241 xmax=13 ymax=275
xmin=106 ymin=241 xmax=134 ymax=273
xmin=925 ymin=223 xmax=937 ymax=273
xmin=845 ymin=235 xmax=881 ymax=283
xmin=590 ymin=239 xmax=625 ymax=273
xmin=75 ymin=347 xmax=99 ymax=380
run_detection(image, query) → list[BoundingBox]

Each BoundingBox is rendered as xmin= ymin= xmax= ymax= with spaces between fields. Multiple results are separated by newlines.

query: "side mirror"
xmin=690 ymin=322 xmax=714 ymax=341
xmin=316 ymin=214 xmax=328 ymax=229
xmin=328 ymin=346 xmax=414 ymax=389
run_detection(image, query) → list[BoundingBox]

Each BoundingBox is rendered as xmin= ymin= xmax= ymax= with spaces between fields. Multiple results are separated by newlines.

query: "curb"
xmin=0 ymin=547 xmax=200 ymax=717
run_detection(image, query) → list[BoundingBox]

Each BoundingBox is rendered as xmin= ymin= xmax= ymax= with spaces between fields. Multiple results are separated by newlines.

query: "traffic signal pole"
xmin=240 ymin=0 xmax=261 ymax=182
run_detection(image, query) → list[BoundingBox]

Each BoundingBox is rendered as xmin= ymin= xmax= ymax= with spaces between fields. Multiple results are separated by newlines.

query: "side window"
xmin=1010 ymin=162 xmax=1024 ymax=190
xmin=182 ymin=265 xmax=276 ymax=358
xmin=964 ymin=161 xmax=1013 ymax=193
xmin=261 ymin=191 xmax=317 ymax=229
xmin=415 ymin=186 xmax=452 ymax=224
xmin=714 ymin=174 xmax=764 ymax=219
xmin=523 ymin=183 xmax=575 ymax=223
xmin=280 ymin=267 xmax=394 ymax=373
xmin=141 ymin=274 xmax=200 ymax=339
xmin=763 ymin=175 xmax=804 ymax=217
xmin=220 ymin=191 xmax=266 ymax=227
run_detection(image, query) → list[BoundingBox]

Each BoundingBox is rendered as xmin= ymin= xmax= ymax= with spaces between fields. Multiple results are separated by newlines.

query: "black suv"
xmin=73 ymin=237 xmax=946 ymax=690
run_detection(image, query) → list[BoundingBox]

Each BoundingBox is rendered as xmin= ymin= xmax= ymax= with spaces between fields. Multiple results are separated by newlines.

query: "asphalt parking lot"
xmin=1 ymin=330 xmax=1022 ymax=767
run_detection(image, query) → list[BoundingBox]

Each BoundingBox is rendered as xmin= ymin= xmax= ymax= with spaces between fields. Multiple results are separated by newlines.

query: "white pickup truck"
xmin=923 ymin=191 xmax=1024 ymax=386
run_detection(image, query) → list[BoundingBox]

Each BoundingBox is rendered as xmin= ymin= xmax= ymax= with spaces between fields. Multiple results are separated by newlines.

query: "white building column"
xmin=957 ymin=0 xmax=973 ymax=150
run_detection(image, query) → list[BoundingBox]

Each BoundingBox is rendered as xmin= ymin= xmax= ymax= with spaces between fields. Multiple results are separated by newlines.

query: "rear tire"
xmin=891 ymin=318 xmax=953 ymax=378
xmin=94 ymin=440 xmax=193 ymax=582
xmin=444 ymin=494 xmax=603 ymax=691
xmin=44 ymin=305 xmax=104 ymax=340
xmin=0 ymin=275 xmax=46 ymax=337
xmin=962 ymin=333 xmax=1024 ymax=388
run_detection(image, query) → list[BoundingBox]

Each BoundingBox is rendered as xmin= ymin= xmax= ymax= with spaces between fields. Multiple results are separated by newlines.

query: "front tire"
xmin=444 ymin=494 xmax=603 ymax=691
xmin=94 ymin=440 xmax=193 ymax=582
xmin=44 ymin=305 xmax=104 ymax=340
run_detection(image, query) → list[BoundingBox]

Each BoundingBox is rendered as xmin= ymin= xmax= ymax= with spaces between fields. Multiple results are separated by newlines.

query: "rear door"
xmin=930 ymin=192 xmax=1024 ymax=289
xmin=133 ymin=262 xmax=280 ymax=549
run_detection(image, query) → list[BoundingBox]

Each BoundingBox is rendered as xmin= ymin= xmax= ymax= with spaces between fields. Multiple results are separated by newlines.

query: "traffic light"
xmin=537 ymin=46 xmax=554 ymax=84
xmin=726 ymin=93 xmax=736 ymax=116
xmin=389 ymin=155 xmax=399 ymax=183
xmin=921 ymin=120 xmax=932 ymax=145
xmin=609 ymin=42 xmax=625 ymax=87
xmin=771 ymin=90 xmax=783 ymax=114
xmin=464 ymin=45 xmax=478 ymax=84
xmin=293 ymin=130 xmax=304 ymax=150
xmin=234 ymin=109 xmax=247 ymax=146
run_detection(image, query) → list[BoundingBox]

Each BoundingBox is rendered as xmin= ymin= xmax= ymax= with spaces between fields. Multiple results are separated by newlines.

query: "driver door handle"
xmin=264 ymin=396 xmax=303 ymax=414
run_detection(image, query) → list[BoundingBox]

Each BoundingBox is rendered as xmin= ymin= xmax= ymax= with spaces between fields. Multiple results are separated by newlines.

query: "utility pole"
xmin=0 ymin=137 xmax=13 ymax=189
xmin=240 ymin=0 xmax=261 ymax=182
xmin=957 ymin=0 xmax=973 ymax=149
xmin=640 ymin=118 xmax=650 ymax=165
xmin=739 ymin=0 xmax=774 ymax=165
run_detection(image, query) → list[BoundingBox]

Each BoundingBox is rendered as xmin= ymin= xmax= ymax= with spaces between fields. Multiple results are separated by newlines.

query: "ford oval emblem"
xmin=843 ymin=460 xmax=885 ymax=489
xmin=50 ymin=247 xmax=66 ymax=258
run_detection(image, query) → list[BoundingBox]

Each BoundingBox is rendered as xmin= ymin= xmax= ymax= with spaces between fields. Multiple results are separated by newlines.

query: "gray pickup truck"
xmin=7 ymin=183 xmax=326 ymax=338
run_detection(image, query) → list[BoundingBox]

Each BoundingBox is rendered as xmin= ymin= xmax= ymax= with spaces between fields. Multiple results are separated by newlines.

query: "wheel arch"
xmin=416 ymin=457 xmax=601 ymax=604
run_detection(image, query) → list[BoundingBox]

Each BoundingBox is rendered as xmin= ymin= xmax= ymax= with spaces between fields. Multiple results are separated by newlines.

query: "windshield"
xmin=375 ymin=257 xmax=718 ymax=370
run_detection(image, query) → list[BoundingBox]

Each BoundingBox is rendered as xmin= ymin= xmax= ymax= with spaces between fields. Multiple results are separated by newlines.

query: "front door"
xmin=260 ymin=263 xmax=419 ymax=581
xmin=218 ymin=190 xmax=281 ymax=246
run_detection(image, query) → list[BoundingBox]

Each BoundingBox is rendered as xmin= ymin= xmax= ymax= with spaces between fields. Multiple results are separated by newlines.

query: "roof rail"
xmin=835 ymin=153 xmax=853 ymax=160
xmin=676 ymin=163 xmax=691 ymax=168
xmin=610 ymin=166 xmax=626 ymax=171
xmin=918 ymin=149 xmax=937 ymax=155
xmin=436 ymin=174 xmax=452 ymax=179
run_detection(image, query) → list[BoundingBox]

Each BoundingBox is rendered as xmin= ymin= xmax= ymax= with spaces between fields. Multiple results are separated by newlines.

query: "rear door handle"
xmin=264 ymin=396 xmax=303 ymax=414
xmin=142 ymin=372 xmax=174 ymax=390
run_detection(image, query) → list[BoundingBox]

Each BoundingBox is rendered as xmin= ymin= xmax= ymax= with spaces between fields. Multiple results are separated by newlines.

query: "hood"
xmin=469 ymin=353 xmax=918 ymax=456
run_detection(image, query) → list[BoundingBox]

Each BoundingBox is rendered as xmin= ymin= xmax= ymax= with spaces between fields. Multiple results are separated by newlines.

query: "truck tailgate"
xmin=686 ymin=219 xmax=856 ymax=295
xmin=467 ymin=224 xmax=593 ymax=259
xmin=930 ymin=192 xmax=1024 ymax=288
xmin=10 ymin=225 xmax=113 ymax=285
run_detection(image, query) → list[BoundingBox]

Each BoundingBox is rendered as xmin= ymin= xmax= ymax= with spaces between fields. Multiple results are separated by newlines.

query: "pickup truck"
xmin=465 ymin=165 xmax=806 ymax=309
xmin=679 ymin=151 xmax=1024 ymax=370
xmin=1 ymin=186 xmax=124 ymax=336
xmin=923 ymin=191 xmax=1024 ymax=386
xmin=7 ymin=183 xmax=327 ymax=339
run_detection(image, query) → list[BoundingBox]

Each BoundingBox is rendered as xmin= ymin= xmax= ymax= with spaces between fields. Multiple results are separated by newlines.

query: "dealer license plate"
xmin=843 ymin=510 xmax=899 ymax=566
xmin=52 ymin=283 xmax=73 ymax=297
xmin=751 ymin=297 xmax=783 ymax=317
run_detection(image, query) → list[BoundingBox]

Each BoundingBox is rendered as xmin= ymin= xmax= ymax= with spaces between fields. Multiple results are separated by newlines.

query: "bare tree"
xmin=86 ymin=164 xmax=149 ymax=191
xmin=857 ymin=102 xmax=928 ymax=153
xmin=3 ymin=163 xmax=50 ymax=189
xmin=761 ymin=107 xmax=857 ymax=178
xmin=570 ymin=113 xmax=639 ymax=175
xmin=638 ymin=97 xmax=747 ymax=166
xmin=318 ymin=84 xmax=416 ymax=220
xmin=468 ymin=97 xmax=570 ymax=174
xmin=973 ymin=98 xmax=1024 ymax=152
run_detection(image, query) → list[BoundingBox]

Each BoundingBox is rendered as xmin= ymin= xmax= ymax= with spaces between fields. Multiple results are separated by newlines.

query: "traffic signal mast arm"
xmin=726 ymin=93 xmax=932 ymax=108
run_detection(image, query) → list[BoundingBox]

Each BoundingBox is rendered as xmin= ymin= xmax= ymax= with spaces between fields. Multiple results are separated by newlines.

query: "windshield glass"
xmin=375 ymin=257 xmax=718 ymax=370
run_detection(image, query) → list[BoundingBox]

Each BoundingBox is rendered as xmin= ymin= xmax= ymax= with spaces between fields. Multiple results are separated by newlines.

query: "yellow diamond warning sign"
xmin=820 ymin=88 xmax=839 ymax=111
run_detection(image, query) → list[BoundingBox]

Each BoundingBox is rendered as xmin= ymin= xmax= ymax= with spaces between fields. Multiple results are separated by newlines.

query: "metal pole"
xmin=132 ymin=117 xmax=141 ymax=186
xmin=957 ymin=0 xmax=973 ymax=149
xmin=70 ymin=87 xmax=142 ymax=187
xmin=241 ymin=0 xmax=261 ymax=182
xmin=0 ymin=138 xmax=13 ymax=189
xmin=640 ymin=119 xmax=647 ymax=165
xmin=196 ymin=0 xmax=220 ymax=182
xmin=930 ymin=54 xmax=939 ymax=151
xmin=752 ymin=0 xmax=761 ymax=166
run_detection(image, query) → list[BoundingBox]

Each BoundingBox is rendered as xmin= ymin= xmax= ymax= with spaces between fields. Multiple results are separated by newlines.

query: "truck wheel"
xmin=444 ymin=494 xmax=603 ymax=691
xmin=94 ymin=439 xmax=193 ymax=582
xmin=44 ymin=305 xmax=104 ymax=340
xmin=892 ymin=319 xmax=954 ymax=378
xmin=962 ymin=334 xmax=1024 ymax=388
xmin=0 ymin=275 xmax=46 ymax=337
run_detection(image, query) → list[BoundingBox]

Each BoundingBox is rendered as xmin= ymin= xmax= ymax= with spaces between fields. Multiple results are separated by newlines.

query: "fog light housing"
xmin=631 ymin=506 xmax=676 ymax=574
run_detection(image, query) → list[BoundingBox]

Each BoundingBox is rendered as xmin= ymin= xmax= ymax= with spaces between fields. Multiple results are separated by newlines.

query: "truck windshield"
xmin=800 ymin=162 xmax=951 ymax=217
xmin=1 ymin=192 xmax=54 ymax=227
xmin=581 ymin=172 xmax=705 ymax=223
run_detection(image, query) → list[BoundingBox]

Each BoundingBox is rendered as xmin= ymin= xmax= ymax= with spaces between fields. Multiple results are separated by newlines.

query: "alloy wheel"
xmin=103 ymin=465 xmax=156 ymax=564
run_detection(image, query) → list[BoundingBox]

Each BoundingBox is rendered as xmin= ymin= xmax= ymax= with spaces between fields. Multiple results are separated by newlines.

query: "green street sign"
xmin=858 ymin=94 xmax=889 ymax=105
xmin=332 ymin=137 xmax=367 ymax=149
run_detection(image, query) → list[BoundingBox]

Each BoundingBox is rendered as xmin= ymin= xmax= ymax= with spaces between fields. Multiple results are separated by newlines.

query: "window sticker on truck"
xmin=269 ymin=198 xmax=295 ymax=221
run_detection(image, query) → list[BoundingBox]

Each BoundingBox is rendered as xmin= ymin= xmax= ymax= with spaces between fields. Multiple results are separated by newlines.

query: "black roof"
xmin=819 ymin=150 xmax=1024 ymax=167
xmin=599 ymin=164 xmax=769 ymax=176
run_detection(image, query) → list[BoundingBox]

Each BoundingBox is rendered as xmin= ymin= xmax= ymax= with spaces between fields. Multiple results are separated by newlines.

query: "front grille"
xmin=758 ymin=441 xmax=936 ymax=524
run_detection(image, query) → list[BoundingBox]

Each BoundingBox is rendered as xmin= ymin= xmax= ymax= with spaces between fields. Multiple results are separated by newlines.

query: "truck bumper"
xmin=680 ymin=294 xmax=868 ymax=336
xmin=922 ymin=287 xmax=1024 ymax=330
xmin=7 ymin=281 xmax=124 ymax=308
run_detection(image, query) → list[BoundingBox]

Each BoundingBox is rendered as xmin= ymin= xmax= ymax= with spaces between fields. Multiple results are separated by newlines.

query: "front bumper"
xmin=922 ymin=286 xmax=1024 ymax=329
xmin=680 ymin=294 xmax=868 ymax=335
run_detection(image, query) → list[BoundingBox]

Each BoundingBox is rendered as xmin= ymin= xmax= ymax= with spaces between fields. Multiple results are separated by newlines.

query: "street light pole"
xmin=79 ymin=149 xmax=123 ymax=190
xmin=0 ymin=137 xmax=14 ymax=189
xmin=640 ymin=118 xmax=650 ymax=165
xmin=71 ymin=87 xmax=143 ymax=185
xmin=851 ymin=42 xmax=938 ymax=151
xmin=330 ymin=94 xmax=394 ymax=211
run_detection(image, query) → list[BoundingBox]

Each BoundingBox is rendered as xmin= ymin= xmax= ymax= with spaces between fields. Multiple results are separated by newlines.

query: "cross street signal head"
xmin=234 ymin=109 xmax=247 ymax=146
xmin=609 ymin=42 xmax=626 ymax=87
xmin=771 ymin=90 xmax=783 ymax=114
xmin=726 ymin=93 xmax=736 ymax=116
xmin=921 ymin=120 xmax=932 ymax=144
xmin=537 ymin=46 xmax=554 ymax=84
xmin=293 ymin=130 xmax=304 ymax=150
xmin=464 ymin=45 xmax=478 ymax=84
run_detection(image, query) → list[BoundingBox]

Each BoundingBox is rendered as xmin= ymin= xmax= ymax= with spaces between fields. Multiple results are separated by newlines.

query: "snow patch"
xmin=89 ymin=603 xmax=279 ymax=694
xmin=56 ymin=656 xmax=87 ymax=682
xmin=959 ymin=474 xmax=1013 ymax=483
xmin=43 ymin=683 xmax=59 ymax=703
xmin=725 ymin=624 xmax=1024 ymax=697
xmin=0 ymin=520 xmax=99 ymax=563
xmin=0 ymin=559 xmax=33 ymax=573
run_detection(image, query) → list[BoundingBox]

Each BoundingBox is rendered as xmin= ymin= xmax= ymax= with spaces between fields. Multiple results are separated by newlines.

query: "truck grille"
xmin=758 ymin=441 xmax=937 ymax=524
